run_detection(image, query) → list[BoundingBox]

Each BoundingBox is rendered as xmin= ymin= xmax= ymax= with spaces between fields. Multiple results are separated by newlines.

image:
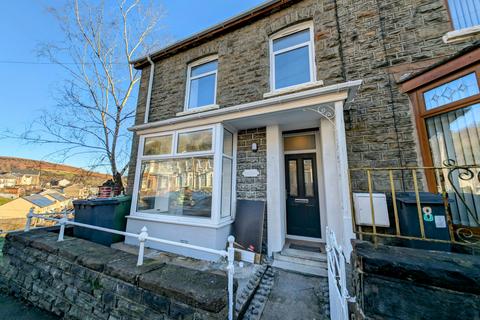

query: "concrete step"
xmin=280 ymin=248 xmax=327 ymax=262
xmin=272 ymin=259 xmax=327 ymax=277
xmin=274 ymin=251 xmax=328 ymax=268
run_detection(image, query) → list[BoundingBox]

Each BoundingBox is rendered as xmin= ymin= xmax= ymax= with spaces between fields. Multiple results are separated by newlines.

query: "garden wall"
xmin=0 ymin=229 xmax=233 ymax=320
xmin=351 ymin=240 xmax=480 ymax=320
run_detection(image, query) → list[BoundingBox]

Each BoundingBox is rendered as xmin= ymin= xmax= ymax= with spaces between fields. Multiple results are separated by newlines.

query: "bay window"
xmin=133 ymin=124 xmax=235 ymax=224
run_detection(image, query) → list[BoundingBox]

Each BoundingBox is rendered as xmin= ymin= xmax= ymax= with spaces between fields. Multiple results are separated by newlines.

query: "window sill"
xmin=443 ymin=25 xmax=480 ymax=43
xmin=126 ymin=213 xmax=234 ymax=229
xmin=176 ymin=104 xmax=220 ymax=117
xmin=263 ymin=80 xmax=324 ymax=99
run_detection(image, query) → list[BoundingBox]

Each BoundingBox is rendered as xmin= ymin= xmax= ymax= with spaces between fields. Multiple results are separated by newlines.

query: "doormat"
xmin=289 ymin=243 xmax=322 ymax=253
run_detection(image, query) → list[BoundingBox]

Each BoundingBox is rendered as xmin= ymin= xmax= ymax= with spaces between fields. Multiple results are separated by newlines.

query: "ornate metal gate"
xmin=326 ymin=227 xmax=349 ymax=320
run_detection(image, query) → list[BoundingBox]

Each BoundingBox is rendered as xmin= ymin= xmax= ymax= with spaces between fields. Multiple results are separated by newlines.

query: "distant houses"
xmin=0 ymin=170 xmax=41 ymax=189
xmin=0 ymin=191 xmax=71 ymax=219
xmin=0 ymin=174 xmax=17 ymax=188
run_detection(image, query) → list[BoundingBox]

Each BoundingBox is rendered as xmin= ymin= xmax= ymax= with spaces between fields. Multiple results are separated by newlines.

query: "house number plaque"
xmin=242 ymin=169 xmax=260 ymax=177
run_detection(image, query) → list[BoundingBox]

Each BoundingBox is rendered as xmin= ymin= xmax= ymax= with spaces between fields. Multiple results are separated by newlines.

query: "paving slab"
xmin=104 ymin=254 xmax=166 ymax=284
xmin=260 ymin=268 xmax=329 ymax=320
xmin=138 ymin=264 xmax=230 ymax=312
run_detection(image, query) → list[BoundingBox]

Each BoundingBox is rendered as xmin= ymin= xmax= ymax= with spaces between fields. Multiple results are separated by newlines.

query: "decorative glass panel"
xmin=221 ymin=157 xmax=232 ymax=218
xmin=273 ymin=29 xmax=310 ymax=52
xmin=177 ymin=129 xmax=212 ymax=153
xmin=274 ymin=46 xmax=311 ymax=89
xmin=284 ymin=134 xmax=316 ymax=151
xmin=223 ymin=129 xmax=233 ymax=156
xmin=426 ymin=103 xmax=480 ymax=226
xmin=288 ymin=160 xmax=298 ymax=197
xmin=136 ymin=157 xmax=213 ymax=217
xmin=448 ymin=0 xmax=480 ymax=30
xmin=143 ymin=135 xmax=172 ymax=156
xmin=423 ymin=73 xmax=479 ymax=110
xmin=188 ymin=74 xmax=216 ymax=109
xmin=191 ymin=60 xmax=218 ymax=77
xmin=303 ymin=159 xmax=314 ymax=197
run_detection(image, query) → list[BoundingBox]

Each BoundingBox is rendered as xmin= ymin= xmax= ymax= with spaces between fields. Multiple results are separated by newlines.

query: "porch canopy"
xmin=130 ymin=80 xmax=362 ymax=258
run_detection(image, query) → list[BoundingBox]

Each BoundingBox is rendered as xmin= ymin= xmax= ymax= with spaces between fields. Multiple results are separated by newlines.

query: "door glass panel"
xmin=423 ymin=73 xmax=479 ymax=110
xmin=284 ymin=134 xmax=316 ymax=151
xmin=426 ymin=103 xmax=480 ymax=226
xmin=303 ymin=159 xmax=314 ymax=197
xmin=288 ymin=160 xmax=298 ymax=197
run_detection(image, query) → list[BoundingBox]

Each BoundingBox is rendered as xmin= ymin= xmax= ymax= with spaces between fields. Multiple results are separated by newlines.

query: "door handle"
xmin=294 ymin=198 xmax=309 ymax=204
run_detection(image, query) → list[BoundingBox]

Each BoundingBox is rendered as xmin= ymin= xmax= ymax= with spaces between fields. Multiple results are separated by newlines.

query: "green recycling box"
xmin=73 ymin=196 xmax=131 ymax=246
xmin=392 ymin=192 xmax=451 ymax=251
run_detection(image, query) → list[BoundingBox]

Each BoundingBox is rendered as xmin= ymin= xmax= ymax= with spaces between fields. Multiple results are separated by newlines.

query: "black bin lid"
xmin=73 ymin=196 xmax=131 ymax=206
xmin=395 ymin=192 xmax=446 ymax=204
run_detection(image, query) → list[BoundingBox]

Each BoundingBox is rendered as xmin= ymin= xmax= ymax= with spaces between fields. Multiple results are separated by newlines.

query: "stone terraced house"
xmin=123 ymin=0 xmax=480 ymax=318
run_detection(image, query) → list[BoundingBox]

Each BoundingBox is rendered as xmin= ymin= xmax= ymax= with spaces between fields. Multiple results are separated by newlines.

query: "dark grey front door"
xmin=285 ymin=153 xmax=321 ymax=238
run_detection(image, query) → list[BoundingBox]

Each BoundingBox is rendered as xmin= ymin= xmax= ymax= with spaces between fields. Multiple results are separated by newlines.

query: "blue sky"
xmin=0 ymin=0 xmax=264 ymax=171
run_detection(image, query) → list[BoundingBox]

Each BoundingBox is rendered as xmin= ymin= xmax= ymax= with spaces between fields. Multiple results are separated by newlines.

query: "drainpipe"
xmin=144 ymin=55 xmax=155 ymax=124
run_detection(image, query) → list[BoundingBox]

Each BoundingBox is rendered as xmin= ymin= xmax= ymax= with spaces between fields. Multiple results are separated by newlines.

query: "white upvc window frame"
xmin=269 ymin=21 xmax=317 ymax=92
xmin=131 ymin=123 xmax=237 ymax=227
xmin=184 ymin=55 xmax=219 ymax=112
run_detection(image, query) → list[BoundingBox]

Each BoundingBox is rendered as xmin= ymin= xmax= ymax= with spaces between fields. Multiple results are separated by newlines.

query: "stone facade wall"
xmin=351 ymin=241 xmax=480 ymax=319
xmin=236 ymin=128 xmax=268 ymax=254
xmin=236 ymin=128 xmax=267 ymax=201
xmin=127 ymin=0 xmax=480 ymax=194
xmin=0 ymin=229 xmax=231 ymax=320
xmin=136 ymin=0 xmax=343 ymax=125
xmin=337 ymin=0 xmax=479 ymax=191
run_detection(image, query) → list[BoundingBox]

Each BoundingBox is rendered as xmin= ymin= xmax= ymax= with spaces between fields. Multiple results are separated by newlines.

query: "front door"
xmin=285 ymin=153 xmax=321 ymax=238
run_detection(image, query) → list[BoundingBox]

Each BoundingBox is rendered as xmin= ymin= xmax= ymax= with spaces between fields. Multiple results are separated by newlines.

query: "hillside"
xmin=0 ymin=156 xmax=111 ymax=186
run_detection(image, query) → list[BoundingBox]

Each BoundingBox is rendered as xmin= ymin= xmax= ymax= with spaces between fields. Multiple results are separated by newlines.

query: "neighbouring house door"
xmin=285 ymin=153 xmax=321 ymax=238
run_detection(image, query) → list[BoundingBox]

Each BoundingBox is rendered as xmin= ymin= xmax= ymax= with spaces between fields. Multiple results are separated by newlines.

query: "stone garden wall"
xmin=351 ymin=241 xmax=480 ymax=320
xmin=0 ymin=229 xmax=233 ymax=320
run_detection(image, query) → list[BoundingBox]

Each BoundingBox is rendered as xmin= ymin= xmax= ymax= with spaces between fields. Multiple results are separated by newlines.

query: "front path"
xmin=260 ymin=269 xmax=330 ymax=320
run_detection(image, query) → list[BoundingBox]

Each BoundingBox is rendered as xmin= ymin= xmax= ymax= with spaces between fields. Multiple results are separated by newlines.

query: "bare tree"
xmin=4 ymin=0 xmax=163 ymax=191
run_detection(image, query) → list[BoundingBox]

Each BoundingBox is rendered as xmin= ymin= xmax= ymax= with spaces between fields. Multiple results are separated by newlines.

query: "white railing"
xmin=326 ymin=227 xmax=349 ymax=320
xmin=23 ymin=208 xmax=236 ymax=320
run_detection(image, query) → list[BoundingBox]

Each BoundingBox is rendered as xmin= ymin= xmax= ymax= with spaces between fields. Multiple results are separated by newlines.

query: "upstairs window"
xmin=270 ymin=22 xmax=316 ymax=91
xmin=447 ymin=0 xmax=480 ymax=30
xmin=185 ymin=57 xmax=218 ymax=110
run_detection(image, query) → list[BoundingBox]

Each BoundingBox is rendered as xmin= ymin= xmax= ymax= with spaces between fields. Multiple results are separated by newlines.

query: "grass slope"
xmin=0 ymin=198 xmax=12 ymax=206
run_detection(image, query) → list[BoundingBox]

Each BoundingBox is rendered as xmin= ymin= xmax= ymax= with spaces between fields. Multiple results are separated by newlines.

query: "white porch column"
xmin=320 ymin=118 xmax=344 ymax=244
xmin=320 ymin=101 xmax=355 ymax=259
xmin=266 ymin=125 xmax=286 ymax=256
xmin=334 ymin=101 xmax=355 ymax=259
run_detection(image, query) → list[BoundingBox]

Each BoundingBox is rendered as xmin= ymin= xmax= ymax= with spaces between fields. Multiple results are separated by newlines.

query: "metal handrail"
xmin=349 ymin=163 xmax=480 ymax=249
xmin=22 ymin=208 xmax=236 ymax=320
